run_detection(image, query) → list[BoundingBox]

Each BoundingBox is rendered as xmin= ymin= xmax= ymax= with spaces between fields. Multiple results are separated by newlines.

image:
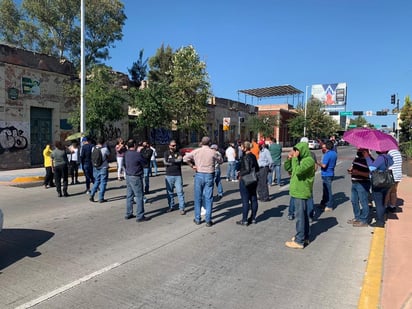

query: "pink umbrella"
xmin=343 ymin=128 xmax=398 ymax=152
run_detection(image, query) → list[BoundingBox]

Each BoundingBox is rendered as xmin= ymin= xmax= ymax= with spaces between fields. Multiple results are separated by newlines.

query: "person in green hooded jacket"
xmin=284 ymin=142 xmax=315 ymax=249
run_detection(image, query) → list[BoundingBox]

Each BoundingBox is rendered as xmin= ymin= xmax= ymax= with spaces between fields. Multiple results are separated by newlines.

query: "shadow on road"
xmin=309 ymin=217 xmax=339 ymax=242
xmin=0 ymin=228 xmax=54 ymax=271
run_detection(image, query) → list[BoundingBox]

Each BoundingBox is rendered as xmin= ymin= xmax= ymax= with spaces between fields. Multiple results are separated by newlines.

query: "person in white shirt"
xmin=225 ymin=143 xmax=237 ymax=181
xmin=68 ymin=141 xmax=80 ymax=185
xmin=150 ymin=143 xmax=158 ymax=176
xmin=385 ymin=148 xmax=403 ymax=212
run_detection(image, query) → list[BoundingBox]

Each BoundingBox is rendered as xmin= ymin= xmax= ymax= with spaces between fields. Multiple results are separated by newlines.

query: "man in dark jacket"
xmin=80 ymin=137 xmax=94 ymax=194
xmin=163 ymin=140 xmax=186 ymax=214
xmin=124 ymin=139 xmax=150 ymax=222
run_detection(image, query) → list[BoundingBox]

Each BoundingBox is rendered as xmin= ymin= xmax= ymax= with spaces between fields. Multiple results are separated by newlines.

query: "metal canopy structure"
xmin=238 ymin=84 xmax=303 ymax=98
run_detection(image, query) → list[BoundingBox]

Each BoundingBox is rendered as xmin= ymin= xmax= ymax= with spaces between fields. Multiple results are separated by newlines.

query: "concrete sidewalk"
xmin=380 ymin=176 xmax=412 ymax=308
xmin=0 ymin=166 xmax=411 ymax=308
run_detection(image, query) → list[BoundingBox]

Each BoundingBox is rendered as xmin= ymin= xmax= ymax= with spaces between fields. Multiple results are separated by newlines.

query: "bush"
xmin=400 ymin=141 xmax=412 ymax=158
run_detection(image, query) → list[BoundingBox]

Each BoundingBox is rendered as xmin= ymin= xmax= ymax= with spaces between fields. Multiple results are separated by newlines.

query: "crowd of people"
xmin=42 ymin=134 xmax=403 ymax=249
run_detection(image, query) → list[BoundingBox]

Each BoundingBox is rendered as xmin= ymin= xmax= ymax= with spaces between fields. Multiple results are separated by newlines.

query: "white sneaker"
xmin=231 ymin=179 xmax=238 ymax=182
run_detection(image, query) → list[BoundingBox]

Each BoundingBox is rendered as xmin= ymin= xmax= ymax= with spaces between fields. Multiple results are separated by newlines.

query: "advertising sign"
xmin=223 ymin=117 xmax=230 ymax=131
xmin=311 ymin=82 xmax=347 ymax=108
xmin=22 ymin=77 xmax=41 ymax=95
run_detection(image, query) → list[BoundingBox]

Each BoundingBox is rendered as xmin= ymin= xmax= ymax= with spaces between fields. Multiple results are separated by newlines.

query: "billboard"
xmin=311 ymin=82 xmax=347 ymax=108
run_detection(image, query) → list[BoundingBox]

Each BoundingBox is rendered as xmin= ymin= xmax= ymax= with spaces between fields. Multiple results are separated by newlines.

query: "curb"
xmin=8 ymin=167 xmax=118 ymax=184
xmin=358 ymin=227 xmax=385 ymax=308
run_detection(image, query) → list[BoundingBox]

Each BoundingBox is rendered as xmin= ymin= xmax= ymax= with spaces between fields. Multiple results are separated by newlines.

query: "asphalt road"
xmin=0 ymin=146 xmax=373 ymax=309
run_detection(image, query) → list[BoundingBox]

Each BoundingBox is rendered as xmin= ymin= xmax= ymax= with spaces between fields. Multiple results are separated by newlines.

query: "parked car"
xmin=337 ymin=138 xmax=348 ymax=146
xmin=308 ymin=140 xmax=320 ymax=150
xmin=179 ymin=142 xmax=200 ymax=156
xmin=0 ymin=208 xmax=3 ymax=232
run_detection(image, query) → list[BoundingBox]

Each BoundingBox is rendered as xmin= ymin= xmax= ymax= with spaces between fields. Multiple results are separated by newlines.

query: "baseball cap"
xmin=258 ymin=140 xmax=265 ymax=146
xmin=210 ymin=144 xmax=218 ymax=150
xmin=81 ymin=137 xmax=88 ymax=142
xmin=300 ymin=137 xmax=309 ymax=143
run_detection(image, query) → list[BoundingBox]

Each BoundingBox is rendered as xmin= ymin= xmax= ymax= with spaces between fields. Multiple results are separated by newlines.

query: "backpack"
xmin=91 ymin=146 xmax=103 ymax=167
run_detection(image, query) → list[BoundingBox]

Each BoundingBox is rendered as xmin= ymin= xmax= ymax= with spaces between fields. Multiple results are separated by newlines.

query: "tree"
xmin=67 ymin=65 xmax=127 ymax=137
xmin=129 ymin=83 xmax=172 ymax=138
xmin=287 ymin=97 xmax=340 ymax=139
xmin=246 ymin=114 xmax=279 ymax=138
xmin=0 ymin=0 xmax=21 ymax=45
xmin=349 ymin=116 xmax=369 ymax=128
xmin=0 ymin=0 xmax=126 ymax=66
xmin=128 ymin=49 xmax=148 ymax=88
xmin=148 ymin=44 xmax=174 ymax=85
xmin=169 ymin=45 xmax=211 ymax=134
xmin=399 ymin=95 xmax=412 ymax=142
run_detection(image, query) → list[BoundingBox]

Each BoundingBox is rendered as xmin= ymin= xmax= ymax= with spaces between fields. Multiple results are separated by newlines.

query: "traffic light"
xmin=329 ymin=111 xmax=339 ymax=115
xmin=353 ymin=111 xmax=363 ymax=116
xmin=376 ymin=111 xmax=388 ymax=116
xmin=391 ymin=94 xmax=396 ymax=104
xmin=239 ymin=117 xmax=245 ymax=123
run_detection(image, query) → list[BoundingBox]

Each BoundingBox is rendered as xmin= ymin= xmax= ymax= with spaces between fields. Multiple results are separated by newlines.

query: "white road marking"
xmin=15 ymin=263 xmax=121 ymax=309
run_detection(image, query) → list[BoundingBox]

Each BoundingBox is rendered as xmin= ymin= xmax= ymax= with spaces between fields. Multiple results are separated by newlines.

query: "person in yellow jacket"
xmin=43 ymin=143 xmax=55 ymax=188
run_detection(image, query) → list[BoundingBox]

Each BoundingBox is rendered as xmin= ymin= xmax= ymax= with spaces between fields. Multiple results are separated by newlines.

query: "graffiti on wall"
xmin=0 ymin=125 xmax=28 ymax=154
xmin=150 ymin=128 xmax=171 ymax=145
xmin=103 ymin=124 xmax=122 ymax=140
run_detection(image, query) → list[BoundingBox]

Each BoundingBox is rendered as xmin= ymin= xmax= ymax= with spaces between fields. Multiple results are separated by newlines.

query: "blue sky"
xmin=107 ymin=0 xmax=412 ymax=129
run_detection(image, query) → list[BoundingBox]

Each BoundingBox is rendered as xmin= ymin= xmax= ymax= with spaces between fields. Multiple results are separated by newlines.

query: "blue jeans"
xmin=321 ymin=176 xmax=334 ymax=209
xmin=226 ymin=161 xmax=236 ymax=180
xmin=143 ymin=167 xmax=150 ymax=193
xmin=372 ymin=187 xmax=389 ymax=225
xmin=214 ymin=168 xmax=224 ymax=196
xmin=165 ymin=175 xmax=185 ymax=210
xmin=150 ymin=159 xmax=158 ymax=176
xmin=289 ymin=196 xmax=314 ymax=218
xmin=239 ymin=179 xmax=258 ymax=222
xmin=126 ymin=175 xmax=145 ymax=219
xmin=194 ymin=172 xmax=214 ymax=223
xmin=351 ymin=181 xmax=371 ymax=223
xmin=82 ymin=162 xmax=94 ymax=191
xmin=91 ymin=167 xmax=108 ymax=201
xmin=267 ymin=163 xmax=281 ymax=185
xmin=294 ymin=198 xmax=310 ymax=245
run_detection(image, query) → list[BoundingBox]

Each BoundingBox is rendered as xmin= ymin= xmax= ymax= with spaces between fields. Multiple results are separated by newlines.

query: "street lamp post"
xmin=80 ymin=0 xmax=86 ymax=134
xmin=303 ymin=85 xmax=309 ymax=137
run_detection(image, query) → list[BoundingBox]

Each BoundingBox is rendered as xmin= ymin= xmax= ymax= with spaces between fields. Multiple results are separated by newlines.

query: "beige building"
xmin=0 ymin=44 xmax=75 ymax=169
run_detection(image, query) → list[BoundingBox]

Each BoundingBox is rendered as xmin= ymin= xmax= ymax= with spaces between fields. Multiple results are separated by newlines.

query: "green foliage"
xmin=399 ymin=141 xmax=412 ymax=158
xmin=399 ymin=95 xmax=412 ymax=142
xmin=287 ymin=97 xmax=340 ymax=139
xmin=246 ymin=114 xmax=279 ymax=138
xmin=0 ymin=0 xmax=21 ymax=45
xmin=349 ymin=116 xmax=370 ymax=128
xmin=128 ymin=49 xmax=148 ymax=88
xmin=129 ymin=83 xmax=172 ymax=131
xmin=0 ymin=0 xmax=126 ymax=66
xmin=67 ymin=65 xmax=127 ymax=137
xmin=148 ymin=44 xmax=174 ymax=84
xmin=169 ymin=45 xmax=210 ymax=133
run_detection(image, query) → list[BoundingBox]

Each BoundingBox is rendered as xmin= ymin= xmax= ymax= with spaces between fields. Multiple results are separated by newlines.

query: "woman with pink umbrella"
xmin=343 ymin=128 xmax=398 ymax=227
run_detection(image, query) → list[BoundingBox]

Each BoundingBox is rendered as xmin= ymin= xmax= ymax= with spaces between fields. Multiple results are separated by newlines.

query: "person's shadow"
xmin=0 ymin=229 xmax=54 ymax=272
xmin=309 ymin=217 xmax=339 ymax=243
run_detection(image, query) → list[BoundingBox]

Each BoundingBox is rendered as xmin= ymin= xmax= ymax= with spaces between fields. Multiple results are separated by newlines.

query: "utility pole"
xmin=391 ymin=93 xmax=400 ymax=140
xmin=80 ymin=0 xmax=86 ymax=134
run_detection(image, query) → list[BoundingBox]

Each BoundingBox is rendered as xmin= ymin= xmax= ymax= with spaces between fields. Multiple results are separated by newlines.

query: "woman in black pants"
xmin=51 ymin=141 xmax=69 ymax=197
